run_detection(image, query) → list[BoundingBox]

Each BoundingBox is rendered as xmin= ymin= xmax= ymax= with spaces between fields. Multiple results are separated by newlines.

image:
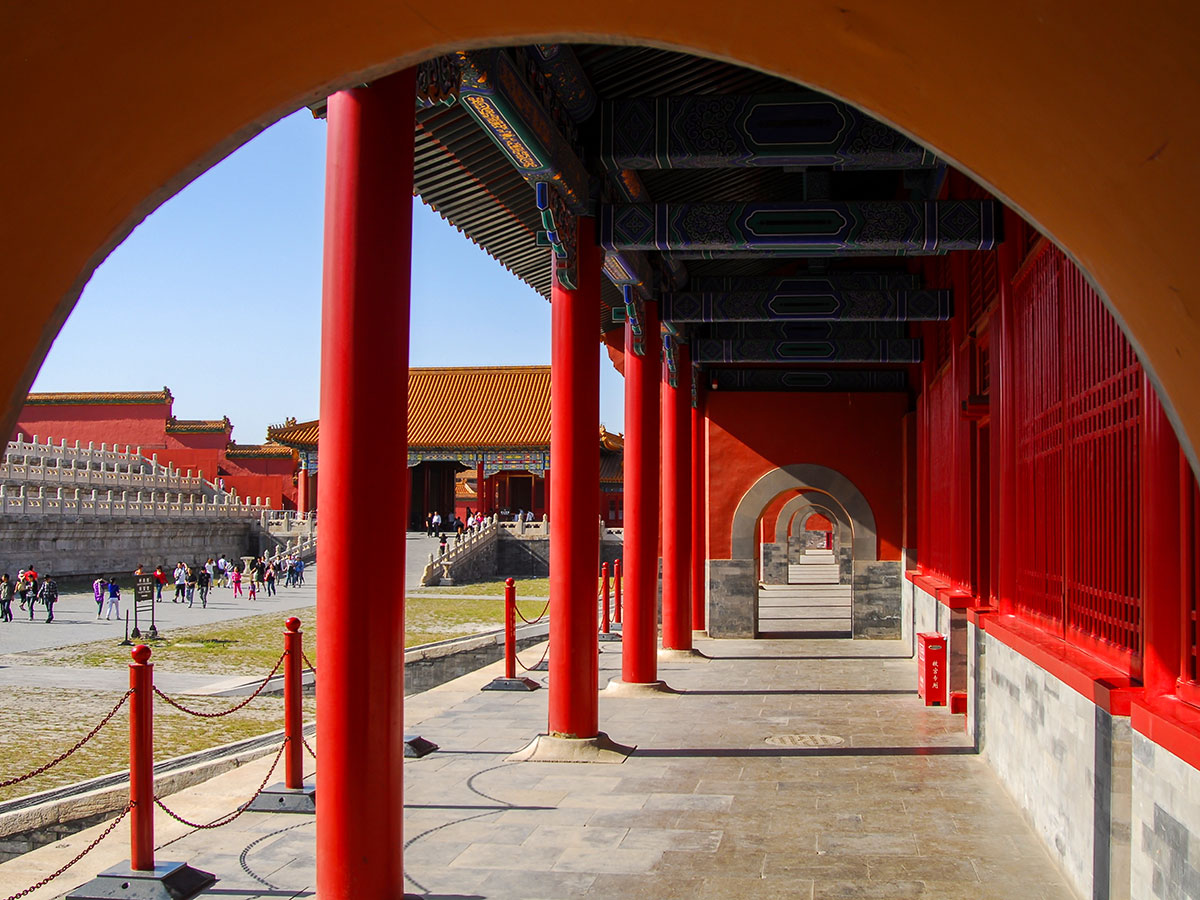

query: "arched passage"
xmin=708 ymin=464 xmax=899 ymax=640
xmin=5 ymin=7 xmax=1200 ymax=473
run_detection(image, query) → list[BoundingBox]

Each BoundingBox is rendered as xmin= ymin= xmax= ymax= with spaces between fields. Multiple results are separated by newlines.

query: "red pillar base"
xmin=508 ymin=731 xmax=635 ymax=764
xmin=481 ymin=676 xmax=540 ymax=691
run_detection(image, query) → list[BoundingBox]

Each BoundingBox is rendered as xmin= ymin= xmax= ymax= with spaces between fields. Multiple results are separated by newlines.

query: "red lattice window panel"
xmin=1183 ymin=465 xmax=1200 ymax=685
xmin=924 ymin=370 xmax=957 ymax=581
xmin=1011 ymin=243 xmax=1143 ymax=669
xmin=964 ymin=250 xmax=999 ymax=328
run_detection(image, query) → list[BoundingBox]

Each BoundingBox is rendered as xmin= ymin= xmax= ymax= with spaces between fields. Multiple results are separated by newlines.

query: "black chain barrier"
xmin=2 ymin=803 xmax=132 ymax=900
xmin=301 ymin=735 xmax=317 ymax=759
xmin=154 ymin=738 xmax=288 ymax=831
xmin=153 ymin=652 xmax=287 ymax=718
xmin=302 ymin=651 xmax=316 ymax=674
xmin=0 ymin=689 xmax=132 ymax=789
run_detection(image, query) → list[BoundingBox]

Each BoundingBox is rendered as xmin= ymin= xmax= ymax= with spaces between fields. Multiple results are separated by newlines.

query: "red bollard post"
xmin=613 ymin=559 xmax=622 ymax=624
xmin=284 ymin=617 xmax=304 ymax=790
xmin=504 ymin=578 xmax=517 ymax=679
xmin=600 ymin=563 xmax=611 ymax=634
xmin=481 ymin=577 xmax=539 ymax=691
xmin=129 ymin=645 xmax=154 ymax=871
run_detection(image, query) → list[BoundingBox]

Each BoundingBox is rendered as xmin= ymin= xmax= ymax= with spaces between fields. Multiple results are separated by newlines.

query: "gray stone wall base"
xmin=706 ymin=559 xmax=756 ymax=638
xmin=0 ymin=519 xmax=255 ymax=577
xmin=959 ymin=603 xmax=1132 ymax=900
xmin=851 ymin=560 xmax=901 ymax=639
xmin=761 ymin=542 xmax=787 ymax=584
xmin=1132 ymin=734 xmax=1200 ymax=900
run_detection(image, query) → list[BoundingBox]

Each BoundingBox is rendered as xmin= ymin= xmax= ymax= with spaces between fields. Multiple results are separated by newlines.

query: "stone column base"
xmin=603 ymin=678 xmax=680 ymax=697
xmin=507 ymin=731 xmax=634 ymax=764
xmin=658 ymin=647 xmax=710 ymax=662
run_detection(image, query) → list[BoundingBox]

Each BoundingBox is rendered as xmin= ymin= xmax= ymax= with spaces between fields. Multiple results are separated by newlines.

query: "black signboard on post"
xmin=131 ymin=574 xmax=157 ymax=639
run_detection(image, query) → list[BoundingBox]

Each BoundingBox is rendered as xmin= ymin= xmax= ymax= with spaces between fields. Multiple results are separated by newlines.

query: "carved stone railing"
xmin=0 ymin=484 xmax=274 ymax=520
xmin=4 ymin=434 xmax=241 ymax=504
xmin=497 ymin=514 xmax=550 ymax=538
xmin=421 ymin=517 xmax=500 ymax=585
xmin=260 ymin=510 xmax=316 ymax=537
xmin=269 ymin=530 xmax=317 ymax=564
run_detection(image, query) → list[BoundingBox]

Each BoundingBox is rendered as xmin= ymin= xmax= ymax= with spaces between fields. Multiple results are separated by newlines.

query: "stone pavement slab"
xmin=0 ymin=635 xmax=1080 ymax=900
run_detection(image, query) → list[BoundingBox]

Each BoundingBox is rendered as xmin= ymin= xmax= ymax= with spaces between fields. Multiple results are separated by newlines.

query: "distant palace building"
xmin=267 ymin=366 xmax=624 ymax=526
xmin=11 ymin=388 xmax=298 ymax=507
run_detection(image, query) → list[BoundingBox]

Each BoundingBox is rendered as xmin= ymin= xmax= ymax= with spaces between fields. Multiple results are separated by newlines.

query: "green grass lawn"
xmin=408 ymin=576 xmax=550 ymax=598
xmin=0 ymin=688 xmax=316 ymax=805
xmin=19 ymin=593 xmax=550 ymax=677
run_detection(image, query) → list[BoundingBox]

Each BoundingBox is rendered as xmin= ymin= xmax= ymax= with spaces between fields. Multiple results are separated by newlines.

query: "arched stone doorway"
xmin=5 ymin=8 xmax=1200 ymax=470
xmin=711 ymin=463 xmax=898 ymax=639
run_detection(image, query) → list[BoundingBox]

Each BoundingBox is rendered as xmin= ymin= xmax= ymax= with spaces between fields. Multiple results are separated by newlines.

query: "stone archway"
xmin=5 ymin=8 xmax=1200 ymax=469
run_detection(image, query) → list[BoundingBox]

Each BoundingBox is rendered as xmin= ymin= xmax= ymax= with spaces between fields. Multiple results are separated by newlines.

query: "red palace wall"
xmin=15 ymin=403 xmax=172 ymax=450
xmin=11 ymin=402 xmax=297 ymax=508
xmin=706 ymin=391 xmax=907 ymax=561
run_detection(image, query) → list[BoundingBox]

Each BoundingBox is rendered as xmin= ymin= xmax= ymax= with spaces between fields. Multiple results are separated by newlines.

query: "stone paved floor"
xmin=1 ymin=636 xmax=1078 ymax=899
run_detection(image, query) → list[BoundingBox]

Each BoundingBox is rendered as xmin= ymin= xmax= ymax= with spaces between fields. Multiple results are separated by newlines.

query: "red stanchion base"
xmin=404 ymin=735 xmax=439 ymax=758
xmin=481 ymin=676 xmax=541 ymax=691
xmin=246 ymin=781 xmax=316 ymax=814
xmin=66 ymin=860 xmax=215 ymax=900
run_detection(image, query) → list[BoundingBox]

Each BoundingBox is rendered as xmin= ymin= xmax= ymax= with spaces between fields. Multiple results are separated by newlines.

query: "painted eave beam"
xmin=694 ymin=338 xmax=922 ymax=364
xmin=702 ymin=322 xmax=907 ymax=341
xmin=457 ymin=49 xmax=590 ymax=214
xmin=600 ymin=94 xmax=940 ymax=170
xmin=708 ymin=369 xmax=909 ymax=392
xmin=600 ymin=201 xmax=1001 ymax=253
xmin=663 ymin=288 xmax=952 ymax=323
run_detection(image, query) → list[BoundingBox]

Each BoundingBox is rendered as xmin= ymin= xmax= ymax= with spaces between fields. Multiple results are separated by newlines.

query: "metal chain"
xmin=0 ymin=690 xmax=132 ymax=788
xmin=301 ymin=735 xmax=317 ymax=759
xmin=154 ymin=652 xmax=287 ymax=718
xmin=514 ymin=598 xmax=550 ymax=626
xmin=516 ymin=642 xmax=550 ymax=673
xmin=2 ymin=803 xmax=132 ymax=900
xmin=154 ymin=738 xmax=287 ymax=830
xmin=302 ymin=651 xmax=316 ymax=673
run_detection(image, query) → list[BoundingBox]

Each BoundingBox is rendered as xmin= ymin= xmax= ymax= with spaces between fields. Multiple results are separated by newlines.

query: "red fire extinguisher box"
xmin=917 ymin=632 xmax=947 ymax=706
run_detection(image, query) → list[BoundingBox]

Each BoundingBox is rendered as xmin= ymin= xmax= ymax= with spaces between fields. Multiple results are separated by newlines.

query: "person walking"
xmin=247 ymin=575 xmax=258 ymax=601
xmin=38 ymin=574 xmax=57 ymax=623
xmin=185 ymin=564 xmax=198 ymax=607
xmin=16 ymin=570 xmax=26 ymax=612
xmin=254 ymin=556 xmax=266 ymax=589
xmin=295 ymin=556 xmax=305 ymax=586
xmin=204 ymin=557 xmax=216 ymax=588
xmin=173 ymin=561 xmax=187 ymax=602
xmin=197 ymin=566 xmax=211 ymax=608
xmin=0 ymin=575 xmax=13 ymax=623
xmin=153 ymin=565 xmax=167 ymax=601
xmin=104 ymin=580 xmax=121 ymax=620
xmin=26 ymin=575 xmax=37 ymax=621
xmin=216 ymin=554 xmax=229 ymax=588
xmin=265 ymin=562 xmax=277 ymax=597
xmin=92 ymin=576 xmax=107 ymax=617
xmin=231 ymin=566 xmax=243 ymax=598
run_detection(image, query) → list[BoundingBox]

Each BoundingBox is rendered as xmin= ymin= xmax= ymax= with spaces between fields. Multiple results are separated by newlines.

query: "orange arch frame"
xmin=5 ymin=4 xmax=1200 ymax=461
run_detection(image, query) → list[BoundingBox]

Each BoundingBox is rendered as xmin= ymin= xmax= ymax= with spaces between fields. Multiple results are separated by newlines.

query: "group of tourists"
xmin=424 ymin=508 xmax=533 ymax=537
xmin=0 ymin=567 xmax=59 ymax=624
xmin=0 ymin=551 xmax=310 ymax=626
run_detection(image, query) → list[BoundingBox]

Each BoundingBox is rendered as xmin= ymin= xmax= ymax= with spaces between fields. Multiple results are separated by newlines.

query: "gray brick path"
xmin=0 ymin=636 xmax=1079 ymax=899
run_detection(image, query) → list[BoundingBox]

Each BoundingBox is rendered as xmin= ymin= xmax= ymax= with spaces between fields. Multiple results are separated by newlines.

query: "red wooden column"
xmin=548 ymin=217 xmax=602 ymax=738
xmin=661 ymin=339 xmax=693 ymax=650
xmin=1143 ymin=386 xmax=1183 ymax=698
xmin=296 ymin=463 xmax=309 ymax=515
xmin=621 ymin=299 xmax=662 ymax=685
xmin=316 ymin=70 xmax=413 ymax=900
xmin=994 ymin=208 xmax=1022 ymax=615
xmin=690 ymin=378 xmax=707 ymax=633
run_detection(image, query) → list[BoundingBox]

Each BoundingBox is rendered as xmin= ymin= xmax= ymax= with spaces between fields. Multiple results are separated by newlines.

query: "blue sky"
xmin=32 ymin=110 xmax=625 ymax=442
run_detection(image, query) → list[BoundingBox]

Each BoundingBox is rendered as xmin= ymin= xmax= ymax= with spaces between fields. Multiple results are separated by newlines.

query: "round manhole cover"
xmin=765 ymin=733 xmax=845 ymax=747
